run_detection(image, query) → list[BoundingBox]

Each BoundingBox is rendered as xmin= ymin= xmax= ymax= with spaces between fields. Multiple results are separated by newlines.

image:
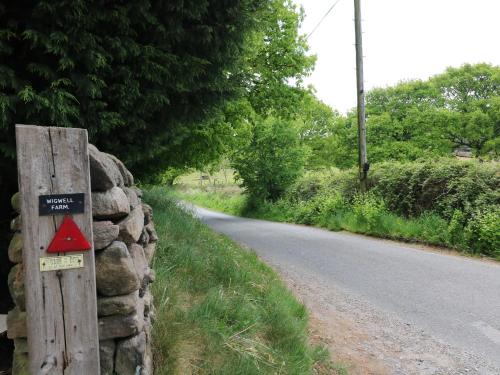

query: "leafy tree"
xmin=232 ymin=116 xmax=306 ymax=200
xmin=293 ymin=91 xmax=349 ymax=169
xmin=360 ymin=64 xmax=500 ymax=163
xmin=0 ymin=0 xmax=267 ymax=181
xmin=241 ymin=0 xmax=315 ymax=118
xmin=0 ymin=0 xmax=278 ymax=245
xmin=210 ymin=0 xmax=314 ymax=200
xmin=291 ymin=64 xmax=499 ymax=172
xmin=431 ymin=63 xmax=499 ymax=112
xmin=430 ymin=63 xmax=500 ymax=154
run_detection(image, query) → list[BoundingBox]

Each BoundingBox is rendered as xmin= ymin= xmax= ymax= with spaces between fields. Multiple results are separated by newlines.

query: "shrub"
xmin=232 ymin=116 xmax=307 ymax=201
xmin=181 ymin=158 xmax=499 ymax=258
xmin=446 ymin=210 xmax=466 ymax=246
xmin=464 ymin=208 xmax=500 ymax=257
xmin=351 ymin=193 xmax=388 ymax=232
xmin=370 ymin=159 xmax=499 ymax=219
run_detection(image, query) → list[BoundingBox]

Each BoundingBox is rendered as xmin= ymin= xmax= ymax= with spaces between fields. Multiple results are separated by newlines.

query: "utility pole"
xmin=354 ymin=0 xmax=368 ymax=192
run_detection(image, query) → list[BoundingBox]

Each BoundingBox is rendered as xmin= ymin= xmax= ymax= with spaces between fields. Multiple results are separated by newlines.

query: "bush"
xmin=180 ymin=158 xmax=499 ymax=258
xmin=446 ymin=210 xmax=466 ymax=246
xmin=351 ymin=193 xmax=388 ymax=232
xmin=370 ymin=159 xmax=499 ymax=219
xmin=464 ymin=208 xmax=500 ymax=257
xmin=232 ymin=116 xmax=307 ymax=201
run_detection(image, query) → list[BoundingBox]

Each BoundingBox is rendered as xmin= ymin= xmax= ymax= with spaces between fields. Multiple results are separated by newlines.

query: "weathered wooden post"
xmin=15 ymin=125 xmax=100 ymax=374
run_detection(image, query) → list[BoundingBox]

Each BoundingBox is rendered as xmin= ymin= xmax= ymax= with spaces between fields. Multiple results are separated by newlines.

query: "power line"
xmin=306 ymin=0 xmax=343 ymax=40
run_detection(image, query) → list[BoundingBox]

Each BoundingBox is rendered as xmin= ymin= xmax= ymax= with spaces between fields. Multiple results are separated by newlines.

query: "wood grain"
xmin=16 ymin=125 xmax=100 ymax=375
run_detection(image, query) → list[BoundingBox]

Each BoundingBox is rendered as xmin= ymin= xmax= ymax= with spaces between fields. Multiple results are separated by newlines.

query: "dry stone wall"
xmin=6 ymin=145 xmax=157 ymax=375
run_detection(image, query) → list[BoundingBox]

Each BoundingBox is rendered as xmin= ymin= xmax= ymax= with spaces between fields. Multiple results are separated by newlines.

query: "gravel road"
xmin=192 ymin=206 xmax=500 ymax=375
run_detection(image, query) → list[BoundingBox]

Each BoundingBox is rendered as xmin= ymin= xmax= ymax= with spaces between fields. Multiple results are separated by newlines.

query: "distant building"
xmin=454 ymin=145 xmax=473 ymax=159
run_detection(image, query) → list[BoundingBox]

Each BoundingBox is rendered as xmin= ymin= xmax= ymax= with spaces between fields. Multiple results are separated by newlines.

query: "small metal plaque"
xmin=39 ymin=193 xmax=85 ymax=216
xmin=39 ymin=254 xmax=84 ymax=272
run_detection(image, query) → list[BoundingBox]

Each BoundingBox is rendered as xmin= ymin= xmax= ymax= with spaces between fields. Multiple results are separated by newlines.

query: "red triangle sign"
xmin=47 ymin=215 xmax=92 ymax=253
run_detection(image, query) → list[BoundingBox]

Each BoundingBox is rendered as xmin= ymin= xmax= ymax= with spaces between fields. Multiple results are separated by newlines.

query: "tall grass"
xmin=144 ymin=186 xmax=340 ymax=374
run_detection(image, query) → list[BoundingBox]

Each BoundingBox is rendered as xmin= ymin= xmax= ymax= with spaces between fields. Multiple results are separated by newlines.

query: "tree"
xmin=217 ymin=0 xmax=316 ymax=195
xmin=240 ymin=0 xmax=315 ymax=118
xmin=430 ymin=63 xmax=500 ymax=154
xmin=431 ymin=63 xmax=499 ymax=112
xmin=293 ymin=91 xmax=346 ymax=169
xmin=232 ymin=116 xmax=306 ymax=200
xmin=0 ymin=0 xmax=268 ymax=179
xmin=0 ymin=0 xmax=279 ymax=239
xmin=358 ymin=64 xmax=500 ymax=163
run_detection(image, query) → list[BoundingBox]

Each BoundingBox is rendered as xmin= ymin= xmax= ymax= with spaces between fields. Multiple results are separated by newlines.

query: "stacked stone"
xmin=6 ymin=191 xmax=28 ymax=375
xmin=6 ymin=144 xmax=157 ymax=375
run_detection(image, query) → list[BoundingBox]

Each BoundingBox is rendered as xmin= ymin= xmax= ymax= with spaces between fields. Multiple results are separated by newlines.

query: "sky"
xmin=295 ymin=0 xmax=500 ymax=113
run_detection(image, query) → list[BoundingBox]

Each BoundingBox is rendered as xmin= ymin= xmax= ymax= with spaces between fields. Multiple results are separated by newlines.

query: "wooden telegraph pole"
xmin=354 ymin=0 xmax=368 ymax=192
xmin=16 ymin=125 xmax=100 ymax=374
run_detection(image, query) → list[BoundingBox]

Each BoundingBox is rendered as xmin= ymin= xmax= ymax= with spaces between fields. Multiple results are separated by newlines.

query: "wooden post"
xmin=15 ymin=125 xmax=100 ymax=374
xmin=354 ymin=0 xmax=368 ymax=192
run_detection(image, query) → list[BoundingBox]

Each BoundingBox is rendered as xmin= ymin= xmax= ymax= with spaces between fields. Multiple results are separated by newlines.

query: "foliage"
xmin=293 ymin=92 xmax=346 ymax=169
xmin=0 ymin=0 xmax=269 ymax=177
xmin=298 ymin=64 xmax=499 ymax=171
xmin=143 ymin=186 xmax=339 ymax=374
xmin=369 ymin=159 xmax=499 ymax=219
xmin=464 ymin=207 xmax=500 ymax=258
xmin=178 ymin=158 xmax=500 ymax=258
xmin=351 ymin=193 xmax=387 ymax=232
xmin=232 ymin=116 xmax=307 ymax=200
xmin=241 ymin=0 xmax=315 ymax=118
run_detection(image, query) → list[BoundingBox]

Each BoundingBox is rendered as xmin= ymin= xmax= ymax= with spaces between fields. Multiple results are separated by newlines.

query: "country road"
xmin=192 ymin=205 xmax=500 ymax=375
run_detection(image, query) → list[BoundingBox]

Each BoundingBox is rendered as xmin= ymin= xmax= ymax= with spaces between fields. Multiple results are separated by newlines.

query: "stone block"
xmin=123 ymin=187 xmax=140 ymax=209
xmin=11 ymin=192 xmax=21 ymax=213
xmin=145 ymin=222 xmax=158 ymax=242
xmin=99 ymin=339 xmax=116 ymax=375
xmin=142 ymin=344 xmax=153 ymax=375
xmin=92 ymin=187 xmax=130 ymax=219
xmin=129 ymin=244 xmax=148 ymax=283
xmin=138 ymin=228 xmax=149 ymax=246
xmin=96 ymin=241 xmax=140 ymax=296
xmin=93 ymin=221 xmax=120 ymax=250
xmin=115 ymin=331 xmax=146 ymax=375
xmin=89 ymin=144 xmax=124 ymax=191
xmin=8 ymin=263 xmax=25 ymax=310
xmin=98 ymin=309 xmax=143 ymax=340
xmin=145 ymin=268 xmax=155 ymax=284
xmin=143 ymin=289 xmax=153 ymax=318
xmin=7 ymin=307 xmax=27 ymax=339
xmin=131 ymin=187 xmax=143 ymax=198
xmin=142 ymin=203 xmax=152 ymax=224
xmin=106 ymin=153 xmax=134 ymax=187
xmin=144 ymin=243 xmax=156 ymax=265
xmin=10 ymin=215 xmax=22 ymax=232
xmin=8 ymin=232 xmax=23 ymax=263
xmin=118 ymin=207 xmax=144 ymax=244
xmin=98 ymin=291 xmax=139 ymax=317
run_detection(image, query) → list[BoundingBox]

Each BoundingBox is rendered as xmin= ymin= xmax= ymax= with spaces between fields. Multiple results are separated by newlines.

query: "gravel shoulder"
xmin=277 ymin=263 xmax=498 ymax=375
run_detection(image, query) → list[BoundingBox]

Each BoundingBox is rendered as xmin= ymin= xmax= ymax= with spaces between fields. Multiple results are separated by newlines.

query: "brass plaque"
xmin=39 ymin=254 xmax=84 ymax=272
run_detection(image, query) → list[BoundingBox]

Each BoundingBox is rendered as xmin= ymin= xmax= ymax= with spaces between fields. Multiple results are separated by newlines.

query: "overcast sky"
xmin=295 ymin=0 xmax=500 ymax=113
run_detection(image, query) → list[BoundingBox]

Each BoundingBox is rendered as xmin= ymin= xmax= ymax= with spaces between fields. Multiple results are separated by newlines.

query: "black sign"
xmin=39 ymin=193 xmax=85 ymax=216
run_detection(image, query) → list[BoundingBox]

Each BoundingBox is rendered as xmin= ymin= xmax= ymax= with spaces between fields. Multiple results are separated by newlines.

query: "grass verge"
xmin=174 ymin=189 xmax=499 ymax=260
xmin=144 ymin=186 xmax=343 ymax=374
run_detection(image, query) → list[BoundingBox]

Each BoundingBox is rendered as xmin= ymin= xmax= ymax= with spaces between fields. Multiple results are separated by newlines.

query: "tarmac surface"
xmin=193 ymin=205 xmax=500 ymax=374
